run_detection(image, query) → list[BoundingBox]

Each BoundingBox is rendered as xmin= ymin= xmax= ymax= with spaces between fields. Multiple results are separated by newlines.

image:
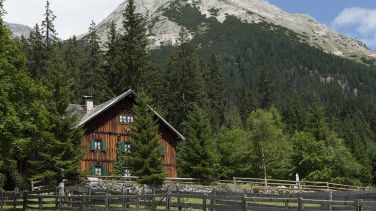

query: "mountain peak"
xmin=84 ymin=0 xmax=376 ymax=62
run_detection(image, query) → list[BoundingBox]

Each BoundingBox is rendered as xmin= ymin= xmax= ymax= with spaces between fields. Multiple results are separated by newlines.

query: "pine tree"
xmin=305 ymin=94 xmax=329 ymax=141
xmin=126 ymin=96 xmax=165 ymax=186
xmin=112 ymin=137 xmax=127 ymax=176
xmin=82 ymin=21 xmax=111 ymax=103
xmin=104 ymin=21 xmax=123 ymax=96
xmin=283 ymin=91 xmax=306 ymax=134
xmin=118 ymin=0 xmax=161 ymax=96
xmin=258 ymin=64 xmax=275 ymax=109
xmin=239 ymin=84 xmax=254 ymax=127
xmin=164 ymin=28 xmax=209 ymax=130
xmin=26 ymin=24 xmax=45 ymax=79
xmin=0 ymin=19 xmax=51 ymax=189
xmin=29 ymin=46 xmax=84 ymax=185
xmin=205 ymin=53 xmax=227 ymax=129
xmin=41 ymin=0 xmax=57 ymax=51
xmin=177 ymin=104 xmax=216 ymax=182
xmin=64 ymin=36 xmax=84 ymax=102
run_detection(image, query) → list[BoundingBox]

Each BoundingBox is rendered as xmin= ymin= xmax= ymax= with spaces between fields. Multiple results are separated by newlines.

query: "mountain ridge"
xmin=4 ymin=22 xmax=32 ymax=39
xmin=81 ymin=0 xmax=375 ymax=63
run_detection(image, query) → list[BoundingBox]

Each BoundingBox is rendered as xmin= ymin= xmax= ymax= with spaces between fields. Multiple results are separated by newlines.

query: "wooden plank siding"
xmin=80 ymin=95 xmax=178 ymax=177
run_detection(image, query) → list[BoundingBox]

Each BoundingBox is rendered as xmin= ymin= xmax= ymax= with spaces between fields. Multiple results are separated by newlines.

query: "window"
xmin=120 ymin=110 xmax=134 ymax=124
xmin=90 ymin=139 xmax=106 ymax=152
xmin=95 ymin=167 xmax=102 ymax=176
xmin=121 ymin=142 xmax=131 ymax=153
xmin=91 ymin=165 xmax=107 ymax=176
xmin=94 ymin=140 xmax=101 ymax=150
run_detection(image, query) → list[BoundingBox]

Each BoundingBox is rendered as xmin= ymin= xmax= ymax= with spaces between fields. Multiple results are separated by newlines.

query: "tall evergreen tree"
xmin=239 ymin=84 xmax=254 ymax=127
xmin=205 ymin=53 xmax=227 ymax=129
xmin=118 ymin=0 xmax=161 ymax=97
xmin=283 ymin=91 xmax=306 ymax=134
xmin=177 ymin=104 xmax=216 ymax=181
xmin=41 ymin=0 xmax=57 ymax=51
xmin=64 ymin=36 xmax=84 ymax=102
xmin=164 ymin=28 xmax=209 ymax=130
xmin=112 ymin=137 xmax=127 ymax=176
xmin=258 ymin=64 xmax=275 ymax=109
xmin=0 ymin=18 xmax=51 ymax=190
xmin=26 ymin=24 xmax=45 ymax=79
xmin=104 ymin=21 xmax=123 ymax=96
xmin=305 ymin=94 xmax=329 ymax=141
xmin=126 ymin=96 xmax=165 ymax=186
xmin=29 ymin=46 xmax=84 ymax=185
xmin=82 ymin=21 xmax=111 ymax=103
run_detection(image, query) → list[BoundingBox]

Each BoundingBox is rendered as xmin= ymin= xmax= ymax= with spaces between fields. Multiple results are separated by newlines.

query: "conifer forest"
xmin=2 ymin=0 xmax=376 ymax=191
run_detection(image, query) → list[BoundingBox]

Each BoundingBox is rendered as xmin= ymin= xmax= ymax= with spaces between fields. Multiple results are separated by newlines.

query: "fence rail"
xmin=0 ymin=190 xmax=375 ymax=211
xmin=84 ymin=176 xmax=370 ymax=192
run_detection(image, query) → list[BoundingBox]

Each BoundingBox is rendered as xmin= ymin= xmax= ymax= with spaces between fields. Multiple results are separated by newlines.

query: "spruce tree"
xmin=26 ymin=24 xmax=45 ymax=80
xmin=283 ymin=91 xmax=306 ymax=134
xmin=126 ymin=97 xmax=165 ymax=186
xmin=164 ymin=28 xmax=209 ymax=130
xmin=112 ymin=137 xmax=127 ymax=176
xmin=177 ymin=104 xmax=216 ymax=182
xmin=118 ymin=0 xmax=161 ymax=96
xmin=82 ymin=21 xmax=111 ymax=103
xmin=239 ymin=84 xmax=254 ymax=127
xmin=104 ymin=21 xmax=123 ymax=96
xmin=64 ymin=36 xmax=84 ymax=102
xmin=305 ymin=94 xmax=329 ymax=141
xmin=258 ymin=64 xmax=275 ymax=109
xmin=29 ymin=46 xmax=84 ymax=185
xmin=0 ymin=19 xmax=51 ymax=189
xmin=41 ymin=0 xmax=57 ymax=51
xmin=205 ymin=53 xmax=227 ymax=129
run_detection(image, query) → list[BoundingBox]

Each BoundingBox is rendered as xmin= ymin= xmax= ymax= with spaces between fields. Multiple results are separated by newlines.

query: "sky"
xmin=266 ymin=0 xmax=376 ymax=50
xmin=3 ymin=0 xmax=123 ymax=39
xmin=3 ymin=0 xmax=376 ymax=50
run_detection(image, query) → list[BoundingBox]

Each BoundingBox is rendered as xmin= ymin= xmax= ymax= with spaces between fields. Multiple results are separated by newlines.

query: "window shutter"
xmin=101 ymin=140 xmax=106 ymax=152
xmin=90 ymin=140 xmax=95 ymax=151
xmin=91 ymin=165 xmax=96 ymax=176
xmin=121 ymin=142 xmax=125 ymax=153
xmin=160 ymin=145 xmax=165 ymax=157
xmin=102 ymin=166 xmax=107 ymax=176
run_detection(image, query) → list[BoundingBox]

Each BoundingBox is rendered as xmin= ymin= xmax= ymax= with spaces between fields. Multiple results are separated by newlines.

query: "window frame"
xmin=120 ymin=110 xmax=135 ymax=125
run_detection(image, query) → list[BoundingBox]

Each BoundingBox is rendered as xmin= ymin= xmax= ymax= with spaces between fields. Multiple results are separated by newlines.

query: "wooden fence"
xmin=85 ymin=176 xmax=370 ymax=192
xmin=0 ymin=190 xmax=375 ymax=211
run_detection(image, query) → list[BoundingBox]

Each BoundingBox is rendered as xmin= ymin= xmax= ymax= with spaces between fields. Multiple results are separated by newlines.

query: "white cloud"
xmin=3 ymin=0 xmax=123 ymax=39
xmin=333 ymin=7 xmax=376 ymax=50
xmin=333 ymin=7 xmax=376 ymax=34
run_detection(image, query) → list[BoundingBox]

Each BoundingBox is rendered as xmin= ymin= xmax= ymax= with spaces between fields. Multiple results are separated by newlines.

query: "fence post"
xmin=22 ymin=191 xmax=27 ymax=211
xmin=121 ymin=187 xmax=125 ymax=209
xmin=210 ymin=188 xmax=216 ymax=211
xmin=328 ymin=191 xmax=333 ymax=211
xmin=242 ymin=195 xmax=247 ymax=211
xmin=298 ymin=197 xmax=304 ymax=211
xmin=105 ymin=193 xmax=110 ymax=211
xmin=177 ymin=189 xmax=182 ymax=211
xmin=13 ymin=189 xmax=17 ymax=209
xmin=203 ymin=194 xmax=207 ymax=211
xmin=233 ymin=177 xmax=236 ymax=188
xmin=126 ymin=189 xmax=130 ymax=208
xmin=355 ymin=199 xmax=363 ymax=211
xmin=0 ymin=189 xmax=3 ymax=210
xmin=136 ymin=193 xmax=140 ymax=210
xmin=81 ymin=193 xmax=86 ymax=211
xmin=326 ymin=182 xmax=329 ymax=190
xmin=38 ymin=194 xmax=43 ymax=210
xmin=166 ymin=193 xmax=170 ymax=211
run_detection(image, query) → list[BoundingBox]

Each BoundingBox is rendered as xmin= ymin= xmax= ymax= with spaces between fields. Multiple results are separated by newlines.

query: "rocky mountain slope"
xmin=4 ymin=22 xmax=32 ymax=39
xmin=83 ymin=0 xmax=376 ymax=62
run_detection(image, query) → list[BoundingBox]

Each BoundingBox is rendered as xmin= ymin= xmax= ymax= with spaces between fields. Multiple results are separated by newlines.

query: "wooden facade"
xmin=78 ymin=91 xmax=182 ymax=177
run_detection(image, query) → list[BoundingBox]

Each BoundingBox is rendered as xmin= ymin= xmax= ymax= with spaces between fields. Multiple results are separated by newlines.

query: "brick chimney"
xmin=83 ymin=96 xmax=94 ymax=113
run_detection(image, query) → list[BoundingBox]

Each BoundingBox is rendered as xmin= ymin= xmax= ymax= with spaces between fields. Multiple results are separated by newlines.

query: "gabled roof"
xmin=75 ymin=89 xmax=185 ymax=140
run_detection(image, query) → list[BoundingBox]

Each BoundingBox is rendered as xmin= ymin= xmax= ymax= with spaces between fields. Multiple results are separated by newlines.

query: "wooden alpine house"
xmin=70 ymin=89 xmax=184 ymax=178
